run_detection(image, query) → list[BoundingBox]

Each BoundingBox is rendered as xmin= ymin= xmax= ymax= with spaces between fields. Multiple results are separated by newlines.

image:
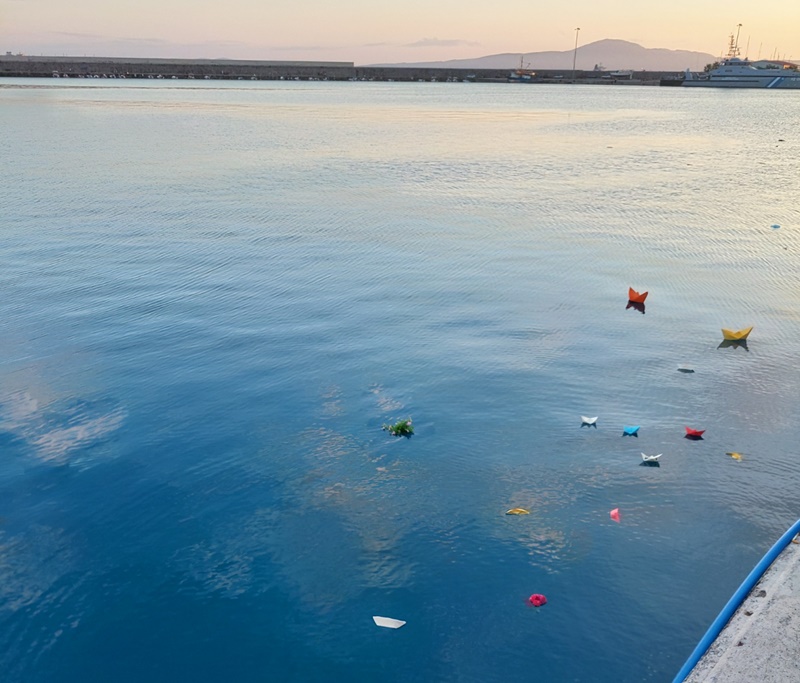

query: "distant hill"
xmin=368 ymin=39 xmax=716 ymax=71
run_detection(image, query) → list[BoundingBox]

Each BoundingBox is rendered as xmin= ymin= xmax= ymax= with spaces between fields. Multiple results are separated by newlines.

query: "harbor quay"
xmin=0 ymin=55 xmax=683 ymax=85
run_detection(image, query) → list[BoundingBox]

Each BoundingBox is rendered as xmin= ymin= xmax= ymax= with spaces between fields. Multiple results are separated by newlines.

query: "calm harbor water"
xmin=1 ymin=79 xmax=799 ymax=682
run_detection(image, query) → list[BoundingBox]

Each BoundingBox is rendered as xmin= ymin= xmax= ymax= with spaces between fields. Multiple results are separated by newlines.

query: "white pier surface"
xmin=685 ymin=539 xmax=800 ymax=682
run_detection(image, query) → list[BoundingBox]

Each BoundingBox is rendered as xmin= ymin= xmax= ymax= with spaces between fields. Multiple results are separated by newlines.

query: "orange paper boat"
xmin=685 ymin=427 xmax=705 ymax=438
xmin=628 ymin=287 xmax=648 ymax=304
xmin=721 ymin=326 xmax=753 ymax=341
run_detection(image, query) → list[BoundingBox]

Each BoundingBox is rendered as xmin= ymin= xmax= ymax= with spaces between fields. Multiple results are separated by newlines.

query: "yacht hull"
xmin=684 ymin=78 xmax=800 ymax=89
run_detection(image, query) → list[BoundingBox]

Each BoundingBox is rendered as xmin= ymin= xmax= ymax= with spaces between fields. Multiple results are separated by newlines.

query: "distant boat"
xmin=685 ymin=427 xmax=705 ymax=438
xmin=683 ymin=53 xmax=800 ymax=89
xmin=509 ymin=55 xmax=536 ymax=83
xmin=581 ymin=416 xmax=598 ymax=426
xmin=722 ymin=326 xmax=753 ymax=341
xmin=628 ymin=287 xmax=648 ymax=303
xmin=623 ymin=426 xmax=640 ymax=436
xmin=641 ymin=453 xmax=662 ymax=462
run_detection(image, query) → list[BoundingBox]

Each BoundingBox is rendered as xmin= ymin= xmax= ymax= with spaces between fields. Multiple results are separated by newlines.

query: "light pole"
xmin=572 ymin=27 xmax=581 ymax=81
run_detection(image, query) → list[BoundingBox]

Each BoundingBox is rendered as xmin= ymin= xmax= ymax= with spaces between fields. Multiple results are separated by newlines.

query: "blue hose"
xmin=673 ymin=517 xmax=800 ymax=682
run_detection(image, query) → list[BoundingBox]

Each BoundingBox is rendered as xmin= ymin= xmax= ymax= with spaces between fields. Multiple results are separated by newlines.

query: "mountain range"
xmin=369 ymin=39 xmax=717 ymax=71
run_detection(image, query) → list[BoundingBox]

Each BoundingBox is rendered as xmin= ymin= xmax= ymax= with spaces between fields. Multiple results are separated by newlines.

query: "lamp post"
xmin=572 ymin=27 xmax=581 ymax=81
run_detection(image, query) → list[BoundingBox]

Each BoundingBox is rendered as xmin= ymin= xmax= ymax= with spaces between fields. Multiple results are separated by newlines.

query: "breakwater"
xmin=0 ymin=55 xmax=683 ymax=85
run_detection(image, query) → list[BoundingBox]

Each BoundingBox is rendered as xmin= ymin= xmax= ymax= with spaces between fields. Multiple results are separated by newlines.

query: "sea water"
xmin=1 ymin=79 xmax=799 ymax=682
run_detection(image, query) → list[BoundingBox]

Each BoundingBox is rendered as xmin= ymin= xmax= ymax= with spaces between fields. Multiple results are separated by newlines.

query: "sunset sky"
xmin=1 ymin=0 xmax=798 ymax=64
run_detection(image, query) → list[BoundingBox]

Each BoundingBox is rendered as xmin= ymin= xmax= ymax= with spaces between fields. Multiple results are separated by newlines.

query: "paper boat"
xmin=726 ymin=451 xmax=743 ymax=461
xmin=622 ymin=426 xmax=640 ymax=436
xmin=373 ymin=616 xmax=406 ymax=629
xmin=685 ymin=427 xmax=705 ymax=438
xmin=628 ymin=287 xmax=648 ymax=304
xmin=581 ymin=416 xmax=598 ymax=426
xmin=506 ymin=508 xmax=530 ymax=515
xmin=641 ymin=453 xmax=662 ymax=462
xmin=721 ymin=326 xmax=753 ymax=341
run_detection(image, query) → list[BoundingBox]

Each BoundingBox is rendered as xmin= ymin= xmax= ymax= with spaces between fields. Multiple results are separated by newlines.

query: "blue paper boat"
xmin=622 ymin=426 xmax=640 ymax=436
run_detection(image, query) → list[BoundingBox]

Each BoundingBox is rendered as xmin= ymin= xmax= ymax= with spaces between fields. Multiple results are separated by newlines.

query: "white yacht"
xmin=683 ymin=58 xmax=800 ymax=88
xmin=683 ymin=32 xmax=800 ymax=88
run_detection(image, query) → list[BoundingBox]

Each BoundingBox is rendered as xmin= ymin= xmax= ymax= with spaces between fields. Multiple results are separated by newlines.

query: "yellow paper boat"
xmin=726 ymin=451 xmax=743 ymax=461
xmin=505 ymin=508 xmax=530 ymax=515
xmin=721 ymin=326 xmax=753 ymax=341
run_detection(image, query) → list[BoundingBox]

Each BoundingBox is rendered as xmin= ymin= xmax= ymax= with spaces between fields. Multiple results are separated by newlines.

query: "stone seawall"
xmin=0 ymin=56 xmax=682 ymax=84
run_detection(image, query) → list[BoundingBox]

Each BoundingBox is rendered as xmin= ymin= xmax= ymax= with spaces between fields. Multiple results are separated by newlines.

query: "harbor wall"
xmin=0 ymin=55 xmax=684 ymax=84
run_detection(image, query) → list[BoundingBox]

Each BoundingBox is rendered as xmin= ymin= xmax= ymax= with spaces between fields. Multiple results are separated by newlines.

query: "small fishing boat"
xmin=509 ymin=55 xmax=536 ymax=83
xmin=641 ymin=453 xmax=662 ymax=462
xmin=721 ymin=326 xmax=753 ymax=341
xmin=685 ymin=427 xmax=705 ymax=438
xmin=628 ymin=287 xmax=648 ymax=303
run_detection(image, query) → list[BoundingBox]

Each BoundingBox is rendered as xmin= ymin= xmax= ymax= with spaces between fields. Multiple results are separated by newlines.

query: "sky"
xmin=1 ymin=0 xmax=798 ymax=65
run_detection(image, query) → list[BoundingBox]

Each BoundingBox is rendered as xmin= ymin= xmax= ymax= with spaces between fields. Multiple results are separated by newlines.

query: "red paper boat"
xmin=685 ymin=427 xmax=705 ymax=438
xmin=528 ymin=594 xmax=547 ymax=607
xmin=628 ymin=287 xmax=648 ymax=304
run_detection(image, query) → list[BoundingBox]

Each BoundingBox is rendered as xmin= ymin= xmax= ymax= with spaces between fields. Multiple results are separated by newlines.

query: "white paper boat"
xmin=373 ymin=616 xmax=406 ymax=629
xmin=641 ymin=453 xmax=662 ymax=462
xmin=581 ymin=416 xmax=598 ymax=425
